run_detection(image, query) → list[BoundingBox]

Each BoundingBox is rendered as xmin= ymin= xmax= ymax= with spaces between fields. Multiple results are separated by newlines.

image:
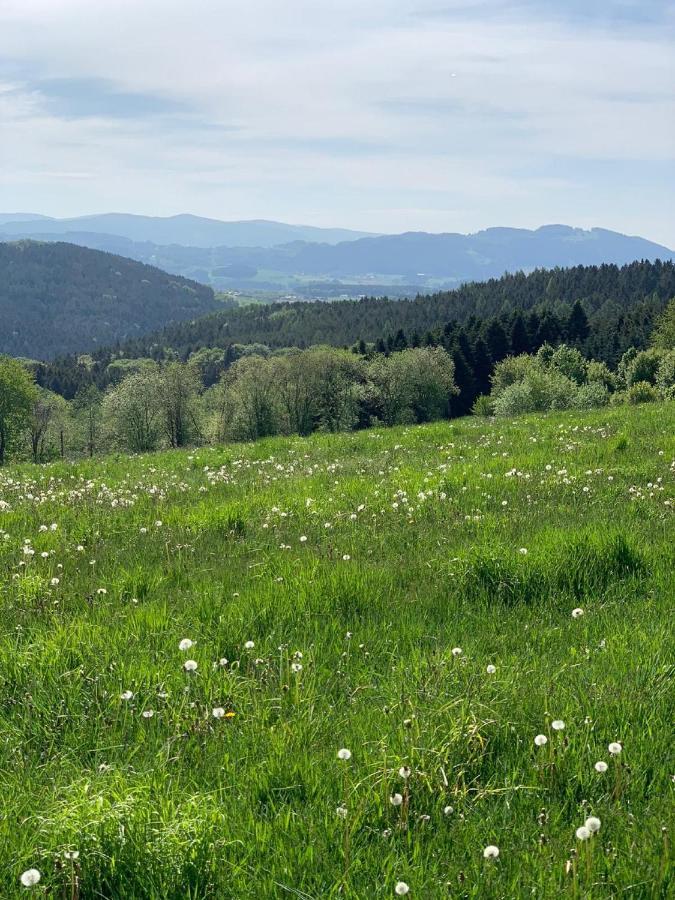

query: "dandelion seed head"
xmin=486 ymin=664 xmax=496 ymax=674
xmin=551 ymin=720 xmax=565 ymax=731
xmin=534 ymin=734 xmax=548 ymax=746
xmin=452 ymin=647 xmax=463 ymax=657
xmin=398 ymin=765 xmax=411 ymax=779
xmin=337 ymin=748 xmax=352 ymax=760
xmin=120 ymin=690 xmax=133 ymax=701
xmin=212 ymin=707 xmax=225 ymax=719
xmin=179 ymin=638 xmax=194 ymax=651
xmin=336 ymin=805 xmax=348 ymax=819
xmin=572 ymin=608 xmax=584 ymax=618
xmin=483 ymin=845 xmax=500 ymax=859
xmin=608 ymin=741 xmax=622 ymax=755
xmin=394 ymin=882 xmax=410 ymax=895
xmin=390 ymin=793 xmax=403 ymax=806
xmin=244 ymin=640 xmax=255 ymax=650
xmin=585 ymin=816 xmax=601 ymax=833
xmin=576 ymin=826 xmax=591 ymax=841
xmin=183 ymin=659 xmax=198 ymax=672
xmin=594 ymin=761 xmax=608 ymax=773
xmin=20 ymin=869 xmax=41 ymax=887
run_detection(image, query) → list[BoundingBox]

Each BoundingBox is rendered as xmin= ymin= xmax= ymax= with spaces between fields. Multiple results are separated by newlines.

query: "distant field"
xmin=0 ymin=404 xmax=673 ymax=898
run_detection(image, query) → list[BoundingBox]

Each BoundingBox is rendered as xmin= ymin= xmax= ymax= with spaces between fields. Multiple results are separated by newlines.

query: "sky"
xmin=1 ymin=0 xmax=674 ymax=245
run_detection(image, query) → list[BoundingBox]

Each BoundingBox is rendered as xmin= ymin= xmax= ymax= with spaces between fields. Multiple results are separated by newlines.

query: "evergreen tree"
xmin=510 ymin=312 xmax=530 ymax=355
xmin=483 ymin=319 xmax=510 ymax=362
xmin=472 ymin=337 xmax=493 ymax=397
xmin=567 ymin=300 xmax=590 ymax=344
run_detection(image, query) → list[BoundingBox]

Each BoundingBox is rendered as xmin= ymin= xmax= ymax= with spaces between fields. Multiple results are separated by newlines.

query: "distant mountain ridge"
xmin=0 ymin=219 xmax=671 ymax=291
xmin=0 ymin=241 xmax=219 ymax=359
xmin=0 ymin=213 xmax=375 ymax=248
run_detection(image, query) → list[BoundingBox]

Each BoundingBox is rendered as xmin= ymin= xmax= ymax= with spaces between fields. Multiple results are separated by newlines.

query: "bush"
xmin=609 ymin=391 xmax=627 ymax=406
xmin=573 ymin=382 xmax=610 ymax=409
xmin=627 ymin=381 xmax=658 ymax=405
xmin=549 ymin=345 xmax=588 ymax=385
xmin=586 ymin=360 xmax=617 ymax=392
xmin=472 ymin=395 xmax=495 ymax=417
xmin=626 ymin=349 xmax=664 ymax=387
xmin=655 ymin=349 xmax=675 ymax=399
xmin=493 ymin=369 xmax=577 ymax=416
xmin=490 ymin=354 xmax=540 ymax=397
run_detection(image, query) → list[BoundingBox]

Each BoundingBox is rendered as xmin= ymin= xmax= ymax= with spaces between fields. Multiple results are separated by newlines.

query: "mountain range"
xmin=0 ymin=216 xmax=672 ymax=293
xmin=0 ymin=213 xmax=374 ymax=248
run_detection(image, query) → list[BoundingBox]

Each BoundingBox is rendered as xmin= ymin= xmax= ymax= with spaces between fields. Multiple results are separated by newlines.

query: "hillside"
xmin=1 ymin=223 xmax=671 ymax=291
xmin=0 ymin=241 xmax=219 ymax=359
xmin=0 ymin=213 xmax=374 ymax=249
xmin=112 ymin=259 xmax=675 ymax=359
xmin=0 ymin=402 xmax=672 ymax=896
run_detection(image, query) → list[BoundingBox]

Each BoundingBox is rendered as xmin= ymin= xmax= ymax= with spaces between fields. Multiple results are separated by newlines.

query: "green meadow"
xmin=0 ymin=403 xmax=673 ymax=898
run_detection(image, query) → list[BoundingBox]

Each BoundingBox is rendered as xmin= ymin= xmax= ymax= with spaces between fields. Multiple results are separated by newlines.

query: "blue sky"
xmin=0 ymin=0 xmax=673 ymax=245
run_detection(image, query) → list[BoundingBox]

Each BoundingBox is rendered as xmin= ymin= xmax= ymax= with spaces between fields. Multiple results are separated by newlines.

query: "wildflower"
xmin=120 ymin=690 xmax=134 ymax=701
xmin=212 ymin=707 xmax=225 ymax=719
xmin=443 ymin=805 xmax=454 ymax=816
xmin=483 ymin=845 xmax=500 ymax=859
xmin=244 ymin=640 xmax=255 ymax=650
xmin=337 ymin=748 xmax=352 ymax=760
xmin=534 ymin=734 xmax=548 ymax=746
xmin=179 ymin=638 xmax=194 ymax=651
xmin=20 ymin=869 xmax=41 ymax=887
xmin=219 ymin=657 xmax=229 ymax=667
xmin=594 ymin=761 xmax=608 ymax=773
xmin=486 ymin=664 xmax=496 ymax=674
xmin=608 ymin=742 xmax=622 ymax=755
xmin=452 ymin=647 xmax=463 ymax=657
xmin=551 ymin=720 xmax=565 ymax=731
xmin=183 ymin=660 xmax=198 ymax=672
xmin=398 ymin=765 xmax=411 ymax=779
xmin=142 ymin=710 xmax=154 ymax=718
xmin=300 ymin=535 xmax=307 ymax=542
xmin=50 ymin=577 xmax=59 ymax=586
xmin=394 ymin=882 xmax=410 ymax=896
xmin=336 ymin=806 xmax=348 ymax=819
xmin=572 ymin=608 xmax=584 ymax=618
xmin=390 ymin=793 xmax=403 ymax=806
xmin=576 ymin=826 xmax=591 ymax=841
xmin=63 ymin=850 xmax=79 ymax=860
xmin=342 ymin=554 xmax=351 ymax=561
xmin=224 ymin=711 xmax=236 ymax=718
xmin=585 ymin=816 xmax=601 ymax=833
xmin=291 ymin=662 xmax=303 ymax=673
xmin=519 ymin=547 xmax=528 ymax=554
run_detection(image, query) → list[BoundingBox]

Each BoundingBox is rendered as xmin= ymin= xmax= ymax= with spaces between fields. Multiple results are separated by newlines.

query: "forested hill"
xmin=115 ymin=259 xmax=675 ymax=359
xmin=0 ymin=241 xmax=219 ymax=359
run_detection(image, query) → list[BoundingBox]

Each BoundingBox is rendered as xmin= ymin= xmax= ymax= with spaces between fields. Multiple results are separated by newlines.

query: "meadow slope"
xmin=0 ymin=404 xmax=673 ymax=898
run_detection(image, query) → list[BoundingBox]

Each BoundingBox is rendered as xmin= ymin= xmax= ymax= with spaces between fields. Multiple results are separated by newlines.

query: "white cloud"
xmin=0 ymin=0 xmax=673 ymax=243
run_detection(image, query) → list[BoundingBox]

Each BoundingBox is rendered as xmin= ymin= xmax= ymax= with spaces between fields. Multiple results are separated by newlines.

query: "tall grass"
xmin=0 ymin=403 xmax=673 ymax=898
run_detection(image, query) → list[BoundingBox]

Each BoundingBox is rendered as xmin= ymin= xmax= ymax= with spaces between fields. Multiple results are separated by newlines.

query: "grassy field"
xmin=0 ymin=403 xmax=673 ymax=898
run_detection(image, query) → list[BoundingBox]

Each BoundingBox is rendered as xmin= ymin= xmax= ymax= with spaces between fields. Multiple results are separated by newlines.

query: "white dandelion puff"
xmin=20 ymin=869 xmax=41 ymax=887
xmin=337 ymin=748 xmax=352 ymax=760
xmin=244 ymin=640 xmax=255 ymax=650
xmin=179 ymin=638 xmax=194 ymax=651
xmin=394 ymin=882 xmax=410 ymax=896
xmin=336 ymin=806 xmax=348 ymax=819
xmin=483 ymin=845 xmax=500 ymax=859
xmin=576 ymin=826 xmax=591 ymax=841
xmin=390 ymin=793 xmax=403 ymax=806
xmin=120 ymin=690 xmax=134 ymax=701
xmin=183 ymin=660 xmax=198 ymax=672
xmin=608 ymin=741 xmax=622 ymax=755
xmin=551 ymin=720 xmax=565 ymax=731
xmin=594 ymin=761 xmax=608 ymax=773
xmin=572 ymin=608 xmax=584 ymax=618
xmin=486 ymin=664 xmax=496 ymax=674
xmin=398 ymin=765 xmax=411 ymax=779
xmin=585 ymin=816 xmax=601 ymax=833
xmin=534 ymin=734 xmax=548 ymax=747
xmin=212 ymin=707 xmax=225 ymax=719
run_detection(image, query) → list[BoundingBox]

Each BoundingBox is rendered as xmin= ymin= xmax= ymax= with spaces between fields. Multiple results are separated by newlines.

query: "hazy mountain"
xmin=0 ymin=241 xmax=218 ymax=359
xmin=0 ymin=213 xmax=374 ymax=248
xmin=0 ymin=213 xmax=52 ymax=225
xmin=0 ymin=223 xmax=670 ymax=292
